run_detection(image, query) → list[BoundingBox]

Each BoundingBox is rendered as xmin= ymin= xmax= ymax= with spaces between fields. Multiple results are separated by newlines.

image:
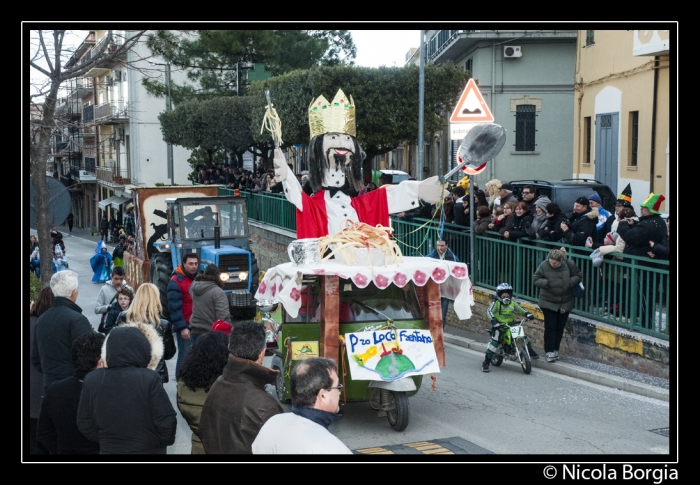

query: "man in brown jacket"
xmin=199 ymin=321 xmax=283 ymax=454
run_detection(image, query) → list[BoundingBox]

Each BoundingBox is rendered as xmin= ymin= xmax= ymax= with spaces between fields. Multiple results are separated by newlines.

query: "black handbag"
xmin=98 ymin=294 xmax=117 ymax=333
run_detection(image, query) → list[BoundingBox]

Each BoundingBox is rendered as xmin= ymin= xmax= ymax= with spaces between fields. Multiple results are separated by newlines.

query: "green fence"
xmin=234 ymin=189 xmax=670 ymax=341
xmin=391 ymin=217 xmax=670 ymax=341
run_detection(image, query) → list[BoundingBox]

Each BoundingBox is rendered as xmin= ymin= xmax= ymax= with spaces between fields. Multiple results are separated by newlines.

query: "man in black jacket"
xmin=199 ymin=320 xmax=283 ymax=454
xmin=31 ymin=270 xmax=94 ymax=390
xmin=36 ymin=332 xmax=104 ymax=454
xmin=561 ymin=197 xmax=598 ymax=247
xmin=616 ymin=193 xmax=668 ymax=330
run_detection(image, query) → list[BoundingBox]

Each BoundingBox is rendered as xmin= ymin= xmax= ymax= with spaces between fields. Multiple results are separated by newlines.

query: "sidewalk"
xmin=442 ymin=324 xmax=669 ymax=402
xmin=32 ymin=223 xmax=112 ymax=248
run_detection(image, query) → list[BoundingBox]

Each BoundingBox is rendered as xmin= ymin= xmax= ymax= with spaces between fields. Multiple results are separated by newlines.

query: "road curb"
xmin=443 ymin=333 xmax=669 ymax=402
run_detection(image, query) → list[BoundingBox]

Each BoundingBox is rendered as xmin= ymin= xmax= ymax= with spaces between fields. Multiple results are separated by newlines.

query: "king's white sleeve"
xmin=273 ymin=148 xmax=303 ymax=211
xmin=384 ymin=182 xmax=420 ymax=214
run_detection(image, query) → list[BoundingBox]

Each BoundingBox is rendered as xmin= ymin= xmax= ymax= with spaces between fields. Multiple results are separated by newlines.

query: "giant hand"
xmin=417 ymin=176 xmax=450 ymax=204
xmin=273 ymin=148 xmax=290 ymax=183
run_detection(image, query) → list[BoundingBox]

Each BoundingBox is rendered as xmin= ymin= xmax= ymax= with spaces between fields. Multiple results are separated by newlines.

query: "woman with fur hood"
xmin=77 ymin=324 xmax=177 ymax=454
xmin=188 ymin=264 xmax=231 ymax=344
xmin=116 ymin=283 xmax=176 ymax=384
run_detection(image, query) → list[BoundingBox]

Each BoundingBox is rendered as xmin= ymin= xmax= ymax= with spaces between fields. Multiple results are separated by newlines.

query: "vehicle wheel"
xmin=491 ymin=352 xmax=504 ymax=367
xmin=150 ymin=253 xmax=173 ymax=321
xmin=386 ymin=390 xmax=410 ymax=432
xmin=517 ymin=340 xmax=532 ymax=375
xmin=273 ymin=366 xmax=290 ymax=404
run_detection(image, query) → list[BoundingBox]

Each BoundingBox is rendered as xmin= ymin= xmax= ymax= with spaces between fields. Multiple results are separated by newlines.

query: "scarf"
xmin=291 ymin=405 xmax=343 ymax=429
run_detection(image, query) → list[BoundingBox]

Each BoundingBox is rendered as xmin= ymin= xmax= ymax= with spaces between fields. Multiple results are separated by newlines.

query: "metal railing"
xmin=239 ymin=196 xmax=671 ymax=340
xmin=390 ymin=217 xmax=670 ymax=340
xmin=218 ymin=188 xmax=296 ymax=231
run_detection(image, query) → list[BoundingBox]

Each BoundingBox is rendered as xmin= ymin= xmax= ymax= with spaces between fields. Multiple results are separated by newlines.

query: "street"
xmin=29 ymin=228 xmax=669 ymax=457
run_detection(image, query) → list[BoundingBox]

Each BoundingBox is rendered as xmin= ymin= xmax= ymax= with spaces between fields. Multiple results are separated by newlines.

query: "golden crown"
xmin=308 ymin=89 xmax=356 ymax=139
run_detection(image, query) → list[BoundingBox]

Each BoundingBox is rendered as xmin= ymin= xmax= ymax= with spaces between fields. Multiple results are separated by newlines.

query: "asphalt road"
xmin=28 ymin=228 xmax=670 ymax=458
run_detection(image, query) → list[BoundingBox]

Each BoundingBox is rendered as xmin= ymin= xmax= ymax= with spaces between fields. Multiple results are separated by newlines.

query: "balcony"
xmin=91 ymin=101 xmax=129 ymax=125
xmin=83 ymin=104 xmax=94 ymax=123
xmin=96 ymin=166 xmax=131 ymax=186
xmin=69 ymin=164 xmax=97 ymax=183
xmin=85 ymin=34 xmax=124 ymax=77
xmin=65 ymin=32 xmax=96 ymax=68
xmin=56 ymin=100 xmax=82 ymax=119
xmin=427 ymin=29 xmax=577 ymax=63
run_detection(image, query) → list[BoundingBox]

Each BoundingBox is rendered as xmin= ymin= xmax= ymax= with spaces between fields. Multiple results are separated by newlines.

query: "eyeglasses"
xmin=522 ymin=191 xmax=532 ymax=195
xmin=324 ymin=384 xmax=343 ymax=392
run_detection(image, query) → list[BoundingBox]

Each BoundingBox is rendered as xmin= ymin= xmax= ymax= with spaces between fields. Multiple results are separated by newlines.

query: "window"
xmin=465 ymin=58 xmax=473 ymax=74
xmin=584 ymin=116 xmax=592 ymax=164
xmin=586 ymin=30 xmax=595 ymax=46
xmin=515 ymin=105 xmax=536 ymax=151
xmin=629 ymin=111 xmax=639 ymax=167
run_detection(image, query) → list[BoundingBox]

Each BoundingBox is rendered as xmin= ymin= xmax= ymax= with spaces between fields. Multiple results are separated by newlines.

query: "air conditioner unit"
xmin=105 ymin=159 xmax=115 ymax=169
xmin=504 ymin=46 xmax=522 ymax=58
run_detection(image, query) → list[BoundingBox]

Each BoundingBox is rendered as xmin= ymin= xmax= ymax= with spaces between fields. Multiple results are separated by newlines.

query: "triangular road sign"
xmin=450 ymin=79 xmax=494 ymax=123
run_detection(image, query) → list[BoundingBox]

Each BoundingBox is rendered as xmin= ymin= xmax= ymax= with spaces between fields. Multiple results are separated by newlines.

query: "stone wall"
xmin=447 ymin=287 xmax=670 ymax=379
xmin=249 ymin=222 xmax=297 ymax=274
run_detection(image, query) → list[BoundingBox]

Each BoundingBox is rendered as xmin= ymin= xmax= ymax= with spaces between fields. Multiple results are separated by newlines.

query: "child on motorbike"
xmin=482 ymin=283 xmax=537 ymax=372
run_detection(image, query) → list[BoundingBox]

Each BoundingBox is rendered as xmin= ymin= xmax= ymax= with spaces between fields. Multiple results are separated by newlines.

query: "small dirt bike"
xmin=489 ymin=318 xmax=532 ymax=374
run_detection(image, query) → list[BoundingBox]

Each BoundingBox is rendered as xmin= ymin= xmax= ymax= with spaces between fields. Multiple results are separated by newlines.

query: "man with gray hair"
xmin=199 ymin=321 xmax=283 ymax=454
xmin=252 ymin=357 xmax=352 ymax=454
xmin=31 ymin=270 xmax=94 ymax=390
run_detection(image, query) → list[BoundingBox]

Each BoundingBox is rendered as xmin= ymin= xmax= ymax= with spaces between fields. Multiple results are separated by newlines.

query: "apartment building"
xmin=573 ymin=29 xmax=671 ymax=211
xmin=50 ymin=30 xmax=193 ymax=231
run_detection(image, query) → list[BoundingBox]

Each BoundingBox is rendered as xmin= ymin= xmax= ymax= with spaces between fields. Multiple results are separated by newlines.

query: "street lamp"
xmin=149 ymin=60 xmax=174 ymax=185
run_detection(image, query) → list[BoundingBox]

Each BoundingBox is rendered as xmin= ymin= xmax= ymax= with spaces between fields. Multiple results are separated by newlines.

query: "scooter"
xmin=489 ymin=318 xmax=532 ymax=375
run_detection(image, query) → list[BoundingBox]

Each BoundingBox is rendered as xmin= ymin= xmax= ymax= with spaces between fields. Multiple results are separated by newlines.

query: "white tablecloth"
xmin=254 ymin=256 xmax=473 ymax=320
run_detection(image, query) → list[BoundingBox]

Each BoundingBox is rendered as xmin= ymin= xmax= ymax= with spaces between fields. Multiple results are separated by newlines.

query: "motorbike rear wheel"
xmin=516 ymin=339 xmax=532 ymax=374
xmin=491 ymin=348 xmax=504 ymax=367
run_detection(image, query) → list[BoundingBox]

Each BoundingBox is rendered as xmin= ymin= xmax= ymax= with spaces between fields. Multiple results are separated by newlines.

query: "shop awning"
xmin=98 ymin=195 xmax=119 ymax=210
xmin=110 ymin=196 xmax=131 ymax=210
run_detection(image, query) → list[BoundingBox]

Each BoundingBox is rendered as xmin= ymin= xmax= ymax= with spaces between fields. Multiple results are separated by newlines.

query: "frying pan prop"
xmin=439 ymin=124 xmax=506 ymax=183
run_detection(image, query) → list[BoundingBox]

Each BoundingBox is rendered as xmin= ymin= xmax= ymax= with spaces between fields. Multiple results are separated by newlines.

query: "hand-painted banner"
xmin=345 ymin=329 xmax=440 ymax=381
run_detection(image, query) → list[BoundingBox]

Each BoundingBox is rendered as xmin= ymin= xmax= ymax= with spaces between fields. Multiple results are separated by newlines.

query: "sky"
xmin=349 ymin=30 xmax=420 ymax=68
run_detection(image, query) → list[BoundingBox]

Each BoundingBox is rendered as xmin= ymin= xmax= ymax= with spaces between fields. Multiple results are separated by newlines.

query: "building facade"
xmin=424 ymin=29 xmax=578 ymax=185
xmin=50 ymin=29 xmax=194 ymax=231
xmin=572 ymin=29 xmax=671 ymax=212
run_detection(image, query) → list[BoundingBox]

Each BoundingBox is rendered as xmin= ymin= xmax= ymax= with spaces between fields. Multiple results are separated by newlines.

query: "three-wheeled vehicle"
xmin=256 ymin=255 xmax=472 ymax=432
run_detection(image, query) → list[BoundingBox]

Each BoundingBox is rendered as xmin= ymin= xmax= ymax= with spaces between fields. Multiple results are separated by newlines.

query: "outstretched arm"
xmin=384 ymin=176 xmax=448 ymax=214
xmin=273 ymin=148 xmax=303 ymax=211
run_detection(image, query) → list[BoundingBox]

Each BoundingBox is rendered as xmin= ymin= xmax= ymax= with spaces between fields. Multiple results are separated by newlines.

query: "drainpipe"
xmin=649 ymin=56 xmax=659 ymax=193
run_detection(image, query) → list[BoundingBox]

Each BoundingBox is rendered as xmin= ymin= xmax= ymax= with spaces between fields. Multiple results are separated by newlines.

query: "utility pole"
xmin=418 ymin=31 xmax=425 ymax=181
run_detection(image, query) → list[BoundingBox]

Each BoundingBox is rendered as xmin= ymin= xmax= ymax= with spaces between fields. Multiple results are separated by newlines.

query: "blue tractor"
xmin=149 ymin=195 xmax=259 ymax=320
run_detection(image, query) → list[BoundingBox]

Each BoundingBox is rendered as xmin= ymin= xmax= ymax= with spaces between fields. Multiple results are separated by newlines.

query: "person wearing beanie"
xmin=528 ymin=195 xmax=552 ymax=241
xmin=188 ymin=263 xmax=231 ymax=344
xmin=585 ymin=192 xmax=612 ymax=249
xmin=560 ymin=196 xmax=598 ymax=247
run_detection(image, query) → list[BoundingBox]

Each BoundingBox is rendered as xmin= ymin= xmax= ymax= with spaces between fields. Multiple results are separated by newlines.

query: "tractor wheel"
xmin=150 ymin=253 xmax=173 ymax=321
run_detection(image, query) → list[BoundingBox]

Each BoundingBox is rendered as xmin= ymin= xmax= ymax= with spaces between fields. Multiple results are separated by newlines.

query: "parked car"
xmin=501 ymin=179 xmax=616 ymax=217
xmin=372 ymin=170 xmax=411 ymax=186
